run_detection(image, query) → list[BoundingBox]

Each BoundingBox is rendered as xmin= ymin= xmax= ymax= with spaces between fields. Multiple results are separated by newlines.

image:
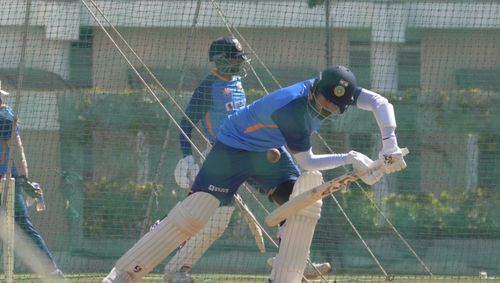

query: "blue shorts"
xmin=191 ymin=141 xmax=300 ymax=205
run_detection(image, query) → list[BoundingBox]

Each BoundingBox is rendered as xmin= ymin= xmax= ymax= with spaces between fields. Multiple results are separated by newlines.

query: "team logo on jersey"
xmin=133 ymin=265 xmax=143 ymax=273
xmin=333 ymin=86 xmax=345 ymax=97
xmin=225 ymin=100 xmax=245 ymax=111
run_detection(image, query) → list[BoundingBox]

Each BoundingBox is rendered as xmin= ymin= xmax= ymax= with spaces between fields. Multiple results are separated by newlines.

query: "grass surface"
xmin=2 ymin=274 xmax=500 ymax=283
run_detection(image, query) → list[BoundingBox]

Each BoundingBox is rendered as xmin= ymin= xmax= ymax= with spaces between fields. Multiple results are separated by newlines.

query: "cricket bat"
xmin=234 ymin=193 xmax=266 ymax=253
xmin=266 ymin=148 xmax=409 ymax=227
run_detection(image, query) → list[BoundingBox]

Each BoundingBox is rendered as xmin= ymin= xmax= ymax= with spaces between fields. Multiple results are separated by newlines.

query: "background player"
xmin=174 ymin=35 xmax=248 ymax=191
xmin=103 ymin=65 xmax=405 ymax=283
xmin=0 ymin=81 xmax=64 ymax=279
xmin=167 ymin=35 xmax=248 ymax=283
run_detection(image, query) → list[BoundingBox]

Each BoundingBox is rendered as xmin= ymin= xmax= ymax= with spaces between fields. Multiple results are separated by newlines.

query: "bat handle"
xmin=370 ymin=147 xmax=410 ymax=169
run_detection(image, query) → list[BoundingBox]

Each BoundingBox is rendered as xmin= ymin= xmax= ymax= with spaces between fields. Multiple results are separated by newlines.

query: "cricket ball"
xmin=266 ymin=148 xmax=281 ymax=163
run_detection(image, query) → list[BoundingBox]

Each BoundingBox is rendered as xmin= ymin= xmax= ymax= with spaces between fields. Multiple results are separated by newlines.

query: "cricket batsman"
xmin=103 ymin=65 xmax=406 ymax=283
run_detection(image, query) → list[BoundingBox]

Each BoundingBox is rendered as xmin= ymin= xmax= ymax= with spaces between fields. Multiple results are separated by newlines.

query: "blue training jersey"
xmin=217 ymin=79 xmax=322 ymax=152
xmin=180 ymin=70 xmax=246 ymax=157
xmin=0 ymin=105 xmax=18 ymax=176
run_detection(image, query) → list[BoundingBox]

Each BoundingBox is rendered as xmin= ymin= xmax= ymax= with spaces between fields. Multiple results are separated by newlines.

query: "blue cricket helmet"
xmin=315 ymin=65 xmax=357 ymax=113
xmin=208 ymin=36 xmax=249 ymax=76
xmin=208 ymin=36 xmax=248 ymax=62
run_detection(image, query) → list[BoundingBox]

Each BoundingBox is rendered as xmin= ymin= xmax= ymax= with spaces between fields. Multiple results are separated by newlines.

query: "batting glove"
xmin=347 ymin=151 xmax=384 ymax=185
xmin=17 ymin=176 xmax=44 ymax=199
xmin=380 ymin=136 xmax=407 ymax=174
xmin=174 ymin=155 xmax=200 ymax=190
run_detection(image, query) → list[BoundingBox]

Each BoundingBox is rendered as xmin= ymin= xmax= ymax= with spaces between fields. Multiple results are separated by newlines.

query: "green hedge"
xmin=83 ymin=177 xmax=164 ymax=239
xmin=328 ymin=187 xmax=500 ymax=239
xmin=56 ymin=90 xmax=500 ymax=239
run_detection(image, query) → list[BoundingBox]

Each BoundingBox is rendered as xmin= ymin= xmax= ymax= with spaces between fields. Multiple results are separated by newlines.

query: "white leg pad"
xmin=270 ymin=171 xmax=323 ymax=283
xmin=164 ymin=206 xmax=234 ymax=275
xmin=113 ymin=192 xmax=219 ymax=281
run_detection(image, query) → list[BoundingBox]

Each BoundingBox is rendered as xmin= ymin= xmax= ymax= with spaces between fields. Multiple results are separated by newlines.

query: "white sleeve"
xmin=355 ymin=88 xmax=396 ymax=139
xmin=293 ymin=148 xmax=349 ymax=171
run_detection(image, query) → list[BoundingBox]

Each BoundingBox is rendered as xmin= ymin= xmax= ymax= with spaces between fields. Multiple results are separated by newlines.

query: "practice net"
xmin=1 ymin=0 xmax=500 ymax=282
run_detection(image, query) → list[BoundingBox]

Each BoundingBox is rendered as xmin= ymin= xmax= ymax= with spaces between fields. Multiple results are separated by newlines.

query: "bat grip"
xmin=369 ymin=147 xmax=410 ymax=169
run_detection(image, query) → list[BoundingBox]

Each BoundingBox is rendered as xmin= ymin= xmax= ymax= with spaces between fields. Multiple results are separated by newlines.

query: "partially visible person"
xmin=167 ymin=35 xmax=249 ymax=283
xmin=174 ymin=35 xmax=248 ymax=191
xmin=102 ymin=64 xmax=406 ymax=283
xmin=0 ymin=81 xmax=64 ymax=279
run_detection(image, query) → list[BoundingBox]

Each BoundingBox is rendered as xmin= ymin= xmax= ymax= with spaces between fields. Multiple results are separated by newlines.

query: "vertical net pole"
xmin=1 ymin=178 xmax=16 ymax=283
xmin=324 ymin=0 xmax=332 ymax=67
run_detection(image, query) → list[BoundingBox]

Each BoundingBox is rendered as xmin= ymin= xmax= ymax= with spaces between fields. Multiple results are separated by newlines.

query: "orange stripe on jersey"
xmin=244 ymin=123 xmax=278 ymax=133
xmin=205 ymin=112 xmax=216 ymax=139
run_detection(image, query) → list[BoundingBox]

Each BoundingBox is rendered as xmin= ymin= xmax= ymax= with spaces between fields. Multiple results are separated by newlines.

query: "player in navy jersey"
xmin=174 ymin=36 xmax=247 ymax=190
xmin=103 ymin=65 xmax=406 ymax=283
xmin=167 ymin=36 xmax=249 ymax=283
